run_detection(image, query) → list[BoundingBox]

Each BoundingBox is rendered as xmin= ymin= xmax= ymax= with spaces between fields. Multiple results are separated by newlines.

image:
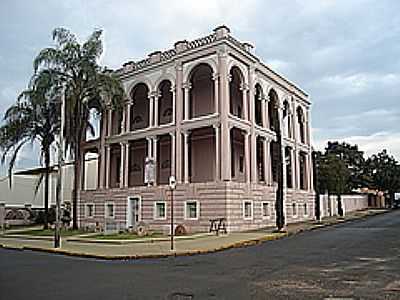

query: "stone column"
xmin=119 ymin=142 xmax=125 ymax=188
xmin=183 ymin=131 xmax=190 ymax=183
xmin=291 ymin=148 xmax=296 ymax=189
xmin=171 ymin=86 xmax=176 ymax=124
xmin=183 ymin=83 xmax=191 ymax=120
xmin=126 ymin=102 xmax=131 ymax=132
xmin=265 ymin=95 xmax=270 ymax=129
xmin=219 ymin=51 xmax=231 ymax=181
xmin=153 ymin=136 xmax=158 ymax=185
xmin=105 ymin=145 xmax=111 ymax=188
xmin=170 ymin=132 xmax=176 ymax=177
xmin=124 ymin=143 xmax=130 ymax=188
xmin=250 ymin=133 xmax=257 ymax=183
xmin=149 ymin=94 xmax=154 ymax=128
xmin=263 ymin=137 xmax=269 ymax=184
xmin=107 ymin=109 xmax=112 ymax=136
xmin=261 ymin=97 xmax=267 ymax=128
xmin=295 ymin=149 xmax=300 ymax=189
xmin=213 ymin=73 xmax=219 ymax=114
xmin=154 ymin=93 xmax=160 ymax=127
xmin=175 ymin=64 xmax=183 ymax=183
xmin=240 ymin=83 xmax=249 ymax=120
xmin=244 ymin=131 xmax=251 ymax=184
xmin=146 ymin=137 xmax=153 ymax=158
xmin=309 ymin=151 xmax=314 ymax=191
xmin=213 ymin=124 xmax=220 ymax=181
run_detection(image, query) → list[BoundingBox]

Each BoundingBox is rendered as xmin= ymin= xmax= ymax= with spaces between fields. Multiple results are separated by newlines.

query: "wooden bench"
xmin=209 ymin=218 xmax=227 ymax=235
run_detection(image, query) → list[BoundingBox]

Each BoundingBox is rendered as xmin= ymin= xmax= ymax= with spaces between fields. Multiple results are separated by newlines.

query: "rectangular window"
xmin=105 ymin=202 xmax=115 ymax=219
xmin=243 ymin=200 xmax=253 ymax=220
xmin=154 ymin=201 xmax=166 ymax=220
xmin=262 ymin=202 xmax=270 ymax=218
xmin=292 ymin=203 xmax=297 ymax=218
xmin=85 ymin=203 xmax=94 ymax=218
xmin=185 ymin=201 xmax=199 ymax=220
xmin=304 ymin=203 xmax=308 ymax=216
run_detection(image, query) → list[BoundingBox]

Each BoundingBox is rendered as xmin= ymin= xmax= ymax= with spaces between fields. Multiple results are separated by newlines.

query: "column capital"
xmin=242 ymin=130 xmax=250 ymax=137
xmin=169 ymin=85 xmax=176 ymax=93
xmin=212 ymin=123 xmax=220 ymax=130
xmin=183 ymin=82 xmax=192 ymax=90
xmin=227 ymin=74 xmax=233 ymax=82
xmin=119 ymin=141 xmax=128 ymax=146
xmin=182 ymin=130 xmax=191 ymax=137
xmin=239 ymin=83 xmax=249 ymax=92
xmin=169 ymin=131 xmax=176 ymax=138
xmin=212 ymin=73 xmax=219 ymax=81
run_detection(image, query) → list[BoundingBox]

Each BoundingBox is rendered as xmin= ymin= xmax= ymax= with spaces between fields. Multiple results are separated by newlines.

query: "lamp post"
xmin=169 ymin=175 xmax=176 ymax=250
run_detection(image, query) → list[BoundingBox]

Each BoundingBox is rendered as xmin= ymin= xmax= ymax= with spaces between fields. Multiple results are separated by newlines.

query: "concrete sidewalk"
xmin=0 ymin=209 xmax=388 ymax=259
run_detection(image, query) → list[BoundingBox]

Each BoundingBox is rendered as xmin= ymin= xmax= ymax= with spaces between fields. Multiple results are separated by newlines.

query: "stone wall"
xmin=79 ymin=182 xmax=316 ymax=233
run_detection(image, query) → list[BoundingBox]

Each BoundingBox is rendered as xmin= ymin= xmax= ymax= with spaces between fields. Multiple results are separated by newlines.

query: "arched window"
xmin=283 ymin=100 xmax=292 ymax=138
xmin=158 ymin=80 xmax=173 ymax=125
xmin=229 ymin=66 xmax=245 ymax=118
xmin=254 ymin=84 xmax=263 ymax=126
xmin=189 ymin=64 xmax=214 ymax=118
xmin=130 ymin=83 xmax=149 ymax=130
xmin=268 ymin=89 xmax=280 ymax=133
xmin=297 ymin=106 xmax=306 ymax=144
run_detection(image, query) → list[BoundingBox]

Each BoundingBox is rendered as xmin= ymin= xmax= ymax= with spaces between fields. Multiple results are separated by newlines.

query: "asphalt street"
xmin=1 ymin=210 xmax=400 ymax=300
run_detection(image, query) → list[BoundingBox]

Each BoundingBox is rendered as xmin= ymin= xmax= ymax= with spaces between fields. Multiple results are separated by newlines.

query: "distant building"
xmin=79 ymin=25 xmax=314 ymax=232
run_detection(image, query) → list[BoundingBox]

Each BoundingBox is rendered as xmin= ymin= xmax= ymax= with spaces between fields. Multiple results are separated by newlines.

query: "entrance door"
xmin=127 ymin=196 xmax=141 ymax=228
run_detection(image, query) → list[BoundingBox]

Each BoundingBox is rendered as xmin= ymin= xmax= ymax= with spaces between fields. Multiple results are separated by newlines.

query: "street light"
xmin=169 ymin=175 xmax=176 ymax=250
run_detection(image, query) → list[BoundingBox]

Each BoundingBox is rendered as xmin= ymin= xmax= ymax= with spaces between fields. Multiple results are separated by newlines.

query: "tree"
xmin=364 ymin=150 xmax=400 ymax=207
xmin=33 ymin=28 xmax=124 ymax=229
xmin=0 ymin=70 xmax=61 ymax=228
xmin=318 ymin=153 xmax=350 ymax=216
xmin=325 ymin=141 xmax=366 ymax=192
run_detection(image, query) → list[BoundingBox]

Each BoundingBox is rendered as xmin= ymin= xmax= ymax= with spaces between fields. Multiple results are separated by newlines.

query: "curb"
xmin=0 ymin=209 xmax=389 ymax=260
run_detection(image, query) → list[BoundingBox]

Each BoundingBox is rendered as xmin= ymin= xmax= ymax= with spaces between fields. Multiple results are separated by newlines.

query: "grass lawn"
xmin=10 ymin=228 xmax=88 ymax=237
xmin=89 ymin=232 xmax=164 ymax=240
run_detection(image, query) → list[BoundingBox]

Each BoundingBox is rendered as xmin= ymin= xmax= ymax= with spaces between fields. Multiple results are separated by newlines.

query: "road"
xmin=1 ymin=210 xmax=400 ymax=300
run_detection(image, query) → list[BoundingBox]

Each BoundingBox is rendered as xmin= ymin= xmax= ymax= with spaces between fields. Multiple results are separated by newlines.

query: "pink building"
xmin=79 ymin=25 xmax=314 ymax=233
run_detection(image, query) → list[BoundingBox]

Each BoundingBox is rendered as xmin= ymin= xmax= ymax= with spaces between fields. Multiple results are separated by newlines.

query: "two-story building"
xmin=79 ymin=25 xmax=314 ymax=233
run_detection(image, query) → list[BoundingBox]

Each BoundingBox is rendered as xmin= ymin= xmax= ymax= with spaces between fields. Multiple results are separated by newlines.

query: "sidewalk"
xmin=0 ymin=209 xmax=388 ymax=260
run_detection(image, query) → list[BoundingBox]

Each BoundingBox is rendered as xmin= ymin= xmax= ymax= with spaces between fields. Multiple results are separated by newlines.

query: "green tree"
xmin=33 ymin=28 xmax=124 ymax=229
xmin=364 ymin=150 xmax=400 ymax=207
xmin=318 ymin=153 xmax=350 ymax=216
xmin=325 ymin=141 xmax=366 ymax=192
xmin=0 ymin=70 xmax=61 ymax=228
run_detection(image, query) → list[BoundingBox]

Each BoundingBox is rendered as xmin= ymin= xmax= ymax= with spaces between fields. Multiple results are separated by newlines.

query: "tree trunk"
xmin=337 ymin=193 xmax=344 ymax=217
xmin=43 ymin=148 xmax=50 ymax=229
xmin=72 ymin=144 xmax=82 ymax=230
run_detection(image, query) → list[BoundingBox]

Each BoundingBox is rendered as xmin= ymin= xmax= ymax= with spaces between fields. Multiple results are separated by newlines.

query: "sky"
xmin=0 ymin=0 xmax=399 ymax=174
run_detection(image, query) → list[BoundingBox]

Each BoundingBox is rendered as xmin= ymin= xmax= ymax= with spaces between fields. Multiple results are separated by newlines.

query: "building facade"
xmin=79 ymin=25 xmax=315 ymax=233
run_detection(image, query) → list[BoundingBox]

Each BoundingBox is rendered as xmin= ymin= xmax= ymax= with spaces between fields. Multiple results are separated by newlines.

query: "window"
xmin=292 ymin=203 xmax=297 ymax=218
xmin=185 ymin=201 xmax=199 ymax=220
xmin=105 ymin=202 xmax=115 ymax=219
xmin=243 ymin=200 xmax=253 ymax=220
xmin=262 ymin=202 xmax=270 ymax=218
xmin=154 ymin=201 xmax=167 ymax=220
xmin=304 ymin=203 xmax=308 ymax=216
xmin=85 ymin=203 xmax=94 ymax=218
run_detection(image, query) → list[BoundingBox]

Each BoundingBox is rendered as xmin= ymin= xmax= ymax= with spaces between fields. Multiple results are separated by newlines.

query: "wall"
xmin=319 ymin=193 xmax=369 ymax=218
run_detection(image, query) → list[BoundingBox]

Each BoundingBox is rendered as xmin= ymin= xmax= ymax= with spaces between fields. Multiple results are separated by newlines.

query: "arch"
xmin=254 ymin=83 xmax=264 ymax=126
xmin=127 ymin=79 xmax=152 ymax=99
xmin=229 ymin=66 xmax=245 ymax=118
xmin=296 ymin=105 xmax=306 ymax=144
xmin=282 ymin=99 xmax=292 ymax=138
xmin=154 ymin=73 xmax=176 ymax=91
xmin=268 ymin=88 xmax=280 ymax=133
xmin=227 ymin=60 xmax=248 ymax=85
xmin=188 ymin=63 xmax=215 ymax=118
xmin=183 ymin=59 xmax=217 ymax=83
xmin=157 ymin=79 xmax=173 ymax=125
xmin=130 ymin=83 xmax=150 ymax=130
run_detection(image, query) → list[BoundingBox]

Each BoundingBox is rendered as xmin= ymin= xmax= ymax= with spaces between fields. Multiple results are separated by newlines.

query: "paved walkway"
xmin=0 ymin=209 xmax=387 ymax=259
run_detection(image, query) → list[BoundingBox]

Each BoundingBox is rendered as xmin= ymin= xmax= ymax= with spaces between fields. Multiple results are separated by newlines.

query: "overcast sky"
xmin=0 ymin=0 xmax=399 ymax=174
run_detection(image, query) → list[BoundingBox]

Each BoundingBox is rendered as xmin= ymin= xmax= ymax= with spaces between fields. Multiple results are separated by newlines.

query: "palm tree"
xmin=0 ymin=70 xmax=61 ymax=228
xmin=33 ymin=28 xmax=124 ymax=229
